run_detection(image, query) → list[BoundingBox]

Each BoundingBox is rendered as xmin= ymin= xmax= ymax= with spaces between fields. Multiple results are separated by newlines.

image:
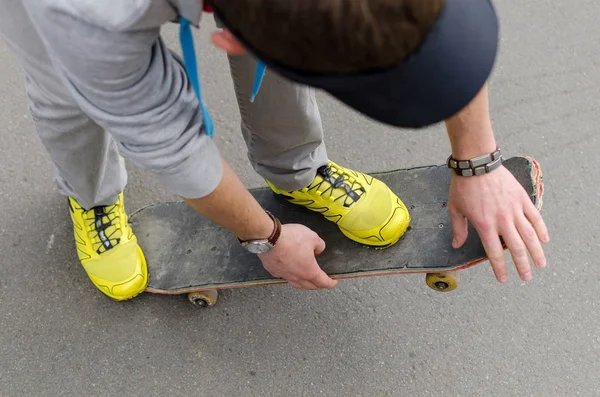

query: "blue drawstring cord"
xmin=251 ymin=61 xmax=267 ymax=103
xmin=179 ymin=17 xmax=214 ymax=137
xmin=178 ymin=17 xmax=267 ymax=137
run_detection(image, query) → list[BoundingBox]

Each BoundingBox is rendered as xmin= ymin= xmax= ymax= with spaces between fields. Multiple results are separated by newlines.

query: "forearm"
xmin=445 ymin=83 xmax=497 ymax=159
xmin=182 ymin=158 xmax=274 ymax=241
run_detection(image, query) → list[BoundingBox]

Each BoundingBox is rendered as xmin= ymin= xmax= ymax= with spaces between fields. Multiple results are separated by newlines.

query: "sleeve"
xmin=23 ymin=0 xmax=223 ymax=199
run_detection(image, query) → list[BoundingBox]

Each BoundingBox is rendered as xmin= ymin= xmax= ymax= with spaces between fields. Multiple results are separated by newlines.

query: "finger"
xmin=288 ymin=281 xmax=302 ymax=289
xmin=314 ymin=235 xmax=326 ymax=256
xmin=479 ymin=230 xmax=508 ymax=283
xmin=210 ymin=30 xmax=247 ymax=55
xmin=523 ymin=198 xmax=550 ymax=243
xmin=288 ymin=280 xmax=318 ymax=290
xmin=310 ymin=268 xmax=338 ymax=289
xmin=516 ymin=215 xmax=547 ymax=269
xmin=501 ymin=223 xmax=533 ymax=281
xmin=449 ymin=206 xmax=468 ymax=248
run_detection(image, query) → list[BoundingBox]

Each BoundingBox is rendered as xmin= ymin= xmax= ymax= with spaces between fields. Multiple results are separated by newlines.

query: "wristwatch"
xmin=238 ymin=210 xmax=281 ymax=254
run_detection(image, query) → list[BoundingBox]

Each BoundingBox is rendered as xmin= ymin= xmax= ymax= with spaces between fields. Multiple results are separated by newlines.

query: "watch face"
xmin=244 ymin=242 xmax=273 ymax=254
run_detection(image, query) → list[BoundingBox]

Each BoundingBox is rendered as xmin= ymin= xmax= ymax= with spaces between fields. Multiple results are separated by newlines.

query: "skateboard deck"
xmin=130 ymin=156 xmax=544 ymax=306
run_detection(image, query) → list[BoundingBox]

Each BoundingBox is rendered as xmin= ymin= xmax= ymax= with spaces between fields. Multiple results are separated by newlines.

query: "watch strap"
xmin=238 ymin=210 xmax=281 ymax=246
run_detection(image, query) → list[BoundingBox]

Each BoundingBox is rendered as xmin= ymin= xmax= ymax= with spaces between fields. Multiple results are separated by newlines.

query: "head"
xmin=209 ymin=0 xmax=499 ymax=128
xmin=210 ymin=0 xmax=445 ymax=74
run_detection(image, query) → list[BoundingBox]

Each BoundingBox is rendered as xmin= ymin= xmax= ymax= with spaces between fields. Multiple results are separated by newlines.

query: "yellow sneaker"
xmin=267 ymin=161 xmax=411 ymax=247
xmin=68 ymin=193 xmax=148 ymax=300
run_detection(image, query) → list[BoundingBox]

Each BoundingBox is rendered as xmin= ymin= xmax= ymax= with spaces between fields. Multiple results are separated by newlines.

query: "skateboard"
xmin=130 ymin=156 xmax=544 ymax=307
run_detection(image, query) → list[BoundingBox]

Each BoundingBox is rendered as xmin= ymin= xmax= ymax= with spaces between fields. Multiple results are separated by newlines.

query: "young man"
xmin=0 ymin=0 xmax=548 ymax=301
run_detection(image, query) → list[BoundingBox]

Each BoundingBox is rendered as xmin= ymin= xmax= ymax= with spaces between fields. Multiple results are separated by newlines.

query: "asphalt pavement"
xmin=1 ymin=2 xmax=598 ymax=396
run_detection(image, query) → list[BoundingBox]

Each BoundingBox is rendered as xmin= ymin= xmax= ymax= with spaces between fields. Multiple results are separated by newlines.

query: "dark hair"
xmin=210 ymin=0 xmax=446 ymax=73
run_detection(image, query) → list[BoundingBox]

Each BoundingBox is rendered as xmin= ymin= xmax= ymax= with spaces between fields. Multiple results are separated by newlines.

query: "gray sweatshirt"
xmin=22 ymin=0 xmax=223 ymax=198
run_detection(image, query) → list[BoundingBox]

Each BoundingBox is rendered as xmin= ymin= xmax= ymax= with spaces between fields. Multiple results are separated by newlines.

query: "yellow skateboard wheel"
xmin=187 ymin=290 xmax=218 ymax=307
xmin=425 ymin=271 xmax=459 ymax=292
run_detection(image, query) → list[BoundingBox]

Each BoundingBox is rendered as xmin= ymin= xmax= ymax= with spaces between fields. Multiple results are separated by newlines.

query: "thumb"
xmin=210 ymin=30 xmax=247 ymax=55
xmin=314 ymin=235 xmax=326 ymax=255
xmin=449 ymin=206 xmax=468 ymax=248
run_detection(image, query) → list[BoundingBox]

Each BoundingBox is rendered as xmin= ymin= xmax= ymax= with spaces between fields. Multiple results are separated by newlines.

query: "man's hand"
xmin=448 ymin=165 xmax=550 ymax=283
xmin=444 ymin=83 xmax=550 ymax=283
xmin=258 ymin=224 xmax=338 ymax=290
xmin=183 ymin=159 xmax=336 ymax=291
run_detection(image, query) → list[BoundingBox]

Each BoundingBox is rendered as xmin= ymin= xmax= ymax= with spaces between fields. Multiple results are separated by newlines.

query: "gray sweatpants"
xmin=0 ymin=0 xmax=328 ymax=209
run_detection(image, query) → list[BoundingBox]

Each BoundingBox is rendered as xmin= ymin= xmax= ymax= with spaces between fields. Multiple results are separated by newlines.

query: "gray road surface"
xmin=1 ymin=2 xmax=598 ymax=396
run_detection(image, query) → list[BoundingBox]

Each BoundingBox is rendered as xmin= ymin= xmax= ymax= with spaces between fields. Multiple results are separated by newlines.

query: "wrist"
xmin=235 ymin=210 xmax=276 ymax=241
xmin=451 ymin=136 xmax=497 ymax=159
xmin=447 ymin=123 xmax=496 ymax=159
xmin=238 ymin=210 xmax=282 ymax=255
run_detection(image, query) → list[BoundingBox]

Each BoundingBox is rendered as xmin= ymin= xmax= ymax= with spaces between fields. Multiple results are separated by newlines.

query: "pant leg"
xmin=0 ymin=0 xmax=126 ymax=209
xmin=224 ymin=49 xmax=329 ymax=191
